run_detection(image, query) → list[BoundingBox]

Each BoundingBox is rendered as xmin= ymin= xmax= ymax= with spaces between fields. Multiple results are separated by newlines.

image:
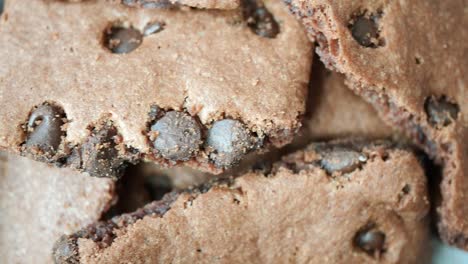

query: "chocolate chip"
xmin=243 ymin=0 xmax=279 ymax=38
xmin=151 ymin=111 xmax=202 ymax=161
xmin=424 ymin=96 xmax=459 ymax=127
xmin=349 ymin=12 xmax=382 ymax=48
xmin=320 ymin=149 xmax=363 ymax=174
xmin=80 ymin=125 xmax=126 ymax=178
xmin=25 ymin=104 xmax=65 ymax=155
xmin=104 ymin=26 xmax=142 ymax=54
xmin=52 ymin=235 xmax=79 ymax=264
xmin=207 ymin=119 xmax=255 ymax=167
xmin=354 ymin=224 xmax=386 ymax=257
xmin=122 ymin=0 xmax=173 ymax=9
xmin=143 ymin=21 xmax=165 ymax=36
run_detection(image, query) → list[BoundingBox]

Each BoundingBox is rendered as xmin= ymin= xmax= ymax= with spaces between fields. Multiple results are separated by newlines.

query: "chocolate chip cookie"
xmin=0 ymin=0 xmax=312 ymax=177
xmin=0 ymin=152 xmax=115 ymax=263
xmin=128 ymin=62 xmax=394 ymax=190
xmin=285 ymin=0 xmax=467 ymax=249
xmin=53 ymin=140 xmax=429 ymax=263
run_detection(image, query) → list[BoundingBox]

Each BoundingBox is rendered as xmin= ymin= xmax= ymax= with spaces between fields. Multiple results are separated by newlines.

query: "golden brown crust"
xmin=285 ymin=0 xmax=467 ymax=248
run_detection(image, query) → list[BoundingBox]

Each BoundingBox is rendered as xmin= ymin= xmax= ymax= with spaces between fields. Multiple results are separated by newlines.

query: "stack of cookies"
xmin=0 ymin=0 xmax=465 ymax=263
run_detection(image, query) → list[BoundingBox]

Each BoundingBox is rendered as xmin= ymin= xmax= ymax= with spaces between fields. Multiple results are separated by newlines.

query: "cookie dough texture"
xmin=285 ymin=0 xmax=467 ymax=248
xmin=56 ymin=140 xmax=429 ymax=264
xmin=0 ymin=152 xmax=115 ymax=264
xmin=0 ymin=0 xmax=311 ymax=169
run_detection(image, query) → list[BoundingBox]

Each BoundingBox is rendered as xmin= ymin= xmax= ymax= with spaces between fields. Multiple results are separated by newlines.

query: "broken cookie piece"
xmin=54 ymin=140 xmax=429 ymax=263
xmin=0 ymin=0 xmax=311 ymax=176
xmin=0 ymin=152 xmax=115 ymax=264
xmin=285 ymin=0 xmax=467 ymax=249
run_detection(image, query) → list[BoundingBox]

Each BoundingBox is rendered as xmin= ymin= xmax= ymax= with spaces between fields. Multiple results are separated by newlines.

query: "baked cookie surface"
xmin=284 ymin=0 xmax=467 ymax=248
xmin=0 ymin=0 xmax=311 ymax=176
xmin=54 ymin=140 xmax=429 ymax=264
xmin=0 ymin=153 xmax=115 ymax=264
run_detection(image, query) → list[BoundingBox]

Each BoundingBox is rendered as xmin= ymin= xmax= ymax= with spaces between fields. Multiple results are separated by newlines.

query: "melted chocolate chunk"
xmin=80 ymin=125 xmax=126 ymax=178
xmin=354 ymin=224 xmax=386 ymax=257
xmin=320 ymin=148 xmax=364 ymax=174
xmin=207 ymin=119 xmax=255 ymax=167
xmin=424 ymin=96 xmax=459 ymax=127
xmin=349 ymin=12 xmax=382 ymax=48
xmin=25 ymin=104 xmax=65 ymax=156
xmin=104 ymin=26 xmax=143 ymax=54
xmin=151 ymin=111 xmax=202 ymax=161
xmin=243 ymin=0 xmax=279 ymax=38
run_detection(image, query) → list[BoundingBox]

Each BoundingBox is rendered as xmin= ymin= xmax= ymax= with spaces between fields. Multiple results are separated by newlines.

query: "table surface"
xmin=432 ymin=237 xmax=468 ymax=263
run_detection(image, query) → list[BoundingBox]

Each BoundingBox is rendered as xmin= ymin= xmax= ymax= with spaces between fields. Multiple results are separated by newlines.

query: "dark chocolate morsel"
xmin=25 ymin=104 xmax=65 ymax=155
xmin=121 ymin=0 xmax=173 ymax=9
xmin=151 ymin=111 xmax=202 ymax=161
xmin=207 ymin=119 xmax=255 ymax=168
xmin=143 ymin=21 xmax=165 ymax=36
xmin=104 ymin=26 xmax=142 ymax=54
xmin=243 ymin=0 xmax=279 ymax=38
xmin=52 ymin=235 xmax=79 ymax=264
xmin=320 ymin=148 xmax=363 ymax=174
xmin=424 ymin=96 xmax=459 ymax=127
xmin=349 ymin=14 xmax=380 ymax=48
xmin=354 ymin=225 xmax=386 ymax=257
xmin=80 ymin=125 xmax=126 ymax=178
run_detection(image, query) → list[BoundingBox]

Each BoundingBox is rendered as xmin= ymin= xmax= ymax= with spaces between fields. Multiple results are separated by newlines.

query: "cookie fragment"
xmin=56 ymin=140 xmax=429 ymax=263
xmin=150 ymin=111 xmax=202 ymax=161
xmin=24 ymin=104 xmax=66 ymax=157
xmin=103 ymin=25 xmax=143 ymax=54
xmin=284 ymin=0 xmax=467 ymax=249
xmin=0 ymin=0 xmax=311 ymax=175
xmin=0 ymin=153 xmax=115 ymax=263
xmin=424 ymin=96 xmax=459 ymax=128
xmin=206 ymin=119 xmax=256 ymax=167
